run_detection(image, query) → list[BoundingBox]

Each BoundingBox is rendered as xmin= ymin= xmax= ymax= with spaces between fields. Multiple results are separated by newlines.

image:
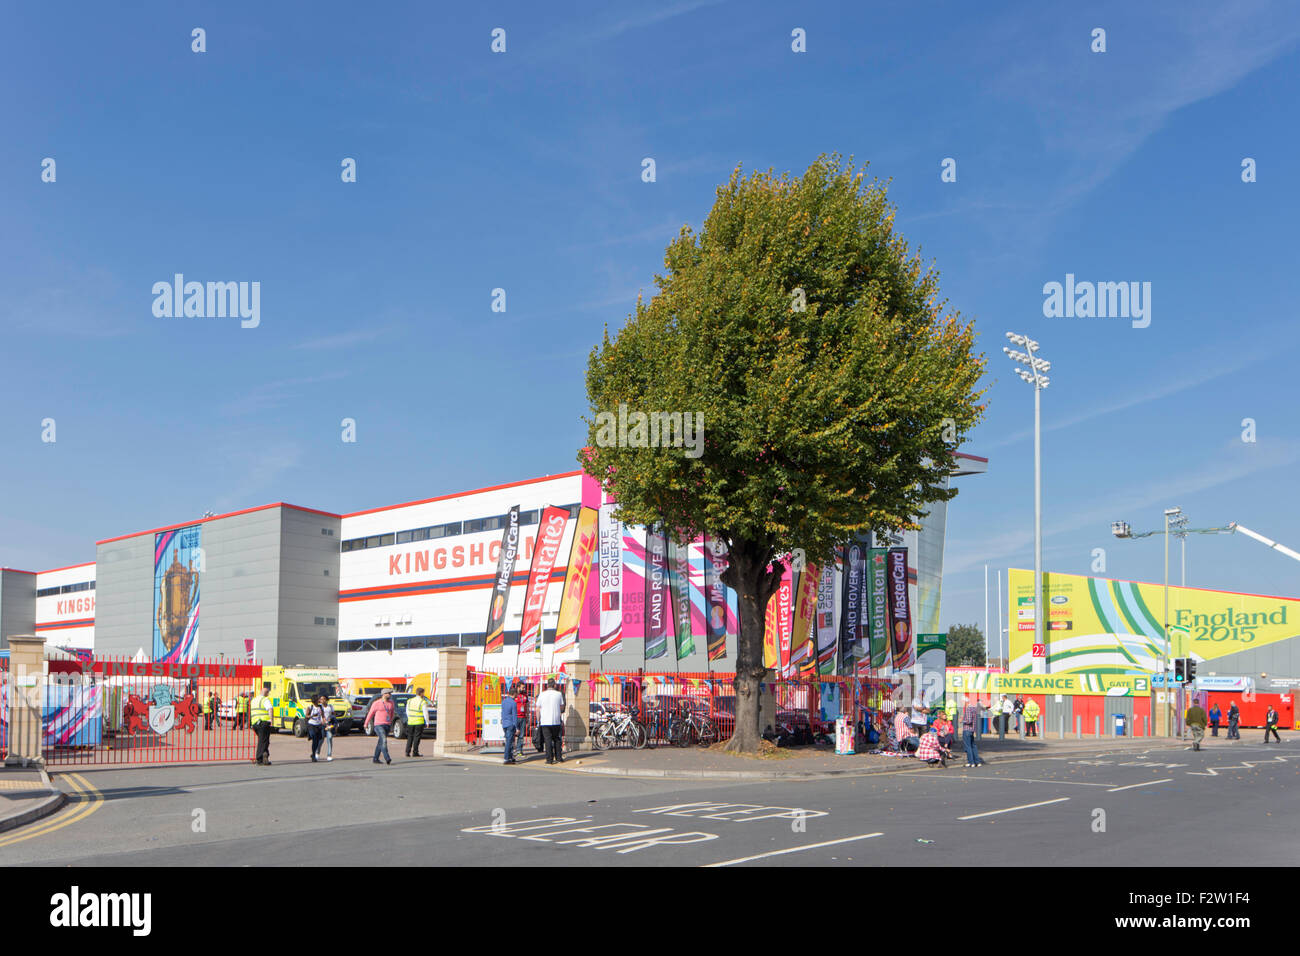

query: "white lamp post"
xmin=1004 ymin=333 xmax=1051 ymax=674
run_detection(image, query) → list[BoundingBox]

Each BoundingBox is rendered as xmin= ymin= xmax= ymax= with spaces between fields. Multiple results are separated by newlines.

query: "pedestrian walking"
xmin=365 ymin=687 xmax=396 ymax=764
xmin=961 ymin=697 xmax=986 ymax=767
xmin=404 ymin=686 xmax=430 ymax=757
xmin=1208 ymin=702 xmax=1222 ymax=737
xmin=251 ymin=682 xmax=274 ymax=765
xmin=537 ymin=679 xmax=566 ymax=765
xmin=514 ymin=685 xmax=529 ymax=759
xmin=501 ymin=684 xmax=521 ymax=764
xmin=1023 ymin=697 xmax=1041 ymax=737
xmin=321 ymin=694 xmax=335 ymax=761
xmin=1185 ymin=698 xmax=1207 ymax=751
xmin=998 ymin=694 xmax=1013 ymax=739
xmin=306 ymin=694 xmax=328 ymax=762
xmin=1264 ymin=704 xmax=1282 ymax=743
xmin=1227 ymin=701 xmax=1241 ymax=739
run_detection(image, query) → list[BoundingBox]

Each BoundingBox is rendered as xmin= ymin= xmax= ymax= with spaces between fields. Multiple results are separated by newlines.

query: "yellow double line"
xmin=0 ymin=772 xmax=103 ymax=848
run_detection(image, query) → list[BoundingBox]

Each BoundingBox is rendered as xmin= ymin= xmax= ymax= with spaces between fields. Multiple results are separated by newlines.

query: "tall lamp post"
xmin=1003 ymin=333 xmax=1051 ymax=675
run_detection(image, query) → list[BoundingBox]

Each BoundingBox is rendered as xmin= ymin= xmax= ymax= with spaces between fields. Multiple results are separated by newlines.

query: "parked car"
xmin=362 ymin=692 xmax=436 ymax=739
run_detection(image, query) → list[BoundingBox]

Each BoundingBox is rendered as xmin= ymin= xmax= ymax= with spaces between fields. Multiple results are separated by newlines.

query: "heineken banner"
xmin=815 ymin=561 xmax=837 ymax=675
xmin=644 ymin=526 xmax=669 ymax=659
xmin=704 ymin=536 xmax=730 ymax=662
xmin=484 ymin=505 xmax=521 ymax=654
xmin=867 ymin=548 xmax=889 ymax=670
xmin=887 ymin=547 xmax=914 ymax=670
xmin=791 ymin=565 xmax=818 ymax=677
xmin=839 ymin=543 xmax=865 ymax=673
xmin=598 ymin=503 xmax=624 ymax=655
xmin=667 ymin=535 xmax=695 ymax=660
xmin=519 ymin=505 xmax=570 ymax=654
xmin=153 ymin=523 xmax=201 ymax=663
xmin=554 ymin=506 xmax=598 ymax=656
xmin=916 ymin=632 xmax=946 ymax=708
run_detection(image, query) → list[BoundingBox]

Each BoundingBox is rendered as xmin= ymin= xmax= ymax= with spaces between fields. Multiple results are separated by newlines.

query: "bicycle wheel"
xmin=632 ymin=720 xmax=648 ymax=750
xmin=697 ymin=719 xmax=717 ymax=746
xmin=591 ymin=721 xmax=611 ymax=750
xmin=668 ymin=719 xmax=689 ymax=748
xmin=596 ymin=724 xmax=619 ymax=750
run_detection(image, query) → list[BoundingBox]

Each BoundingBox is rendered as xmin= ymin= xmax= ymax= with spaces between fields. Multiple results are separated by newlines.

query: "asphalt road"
xmin=3 ymin=740 xmax=1296 ymax=867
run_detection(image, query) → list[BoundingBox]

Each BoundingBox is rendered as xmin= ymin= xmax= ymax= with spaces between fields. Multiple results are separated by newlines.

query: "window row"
xmin=37 ymin=580 xmax=96 ymax=598
xmin=339 ymin=504 xmax=581 ymax=554
xmin=339 ymin=630 xmax=555 ymax=653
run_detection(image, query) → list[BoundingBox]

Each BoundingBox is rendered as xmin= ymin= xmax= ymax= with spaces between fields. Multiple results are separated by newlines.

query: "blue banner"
xmin=153 ymin=524 xmax=201 ymax=663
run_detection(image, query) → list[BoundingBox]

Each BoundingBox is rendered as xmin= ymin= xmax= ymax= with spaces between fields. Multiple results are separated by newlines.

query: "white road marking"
xmin=990 ymin=776 xmax=1116 ymax=788
xmin=1107 ymin=778 xmax=1174 ymax=792
xmin=702 ymin=832 xmax=883 ymax=867
xmin=958 ymin=797 xmax=1070 ymax=820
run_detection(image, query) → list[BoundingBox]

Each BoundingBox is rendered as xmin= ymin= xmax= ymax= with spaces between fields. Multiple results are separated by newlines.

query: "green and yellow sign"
xmin=947 ymin=670 xmax=1149 ymax=697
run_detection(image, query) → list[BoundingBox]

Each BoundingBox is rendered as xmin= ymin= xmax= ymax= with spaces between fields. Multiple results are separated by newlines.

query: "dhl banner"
xmin=1008 ymin=568 xmax=1300 ymax=674
xmin=790 ymin=565 xmax=818 ymax=677
xmin=553 ymin=506 xmax=598 ymax=656
xmin=948 ymin=670 xmax=1151 ymax=697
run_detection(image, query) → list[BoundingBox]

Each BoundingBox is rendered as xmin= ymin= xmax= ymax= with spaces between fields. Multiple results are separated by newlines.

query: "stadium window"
xmin=326 ymin=617 xmax=336 ymax=626
xmin=460 ymin=633 xmax=486 ymax=647
xmin=518 ymin=510 xmax=538 ymax=525
xmin=410 ymin=527 xmax=428 ymax=542
xmin=379 ymin=533 xmax=394 ymax=547
xmin=396 ymin=530 xmax=413 ymax=544
xmin=366 ymin=536 xmax=382 ymax=549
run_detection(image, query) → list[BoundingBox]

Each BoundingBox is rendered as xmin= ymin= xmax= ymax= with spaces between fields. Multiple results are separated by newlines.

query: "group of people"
xmin=359 ymin=686 xmax=432 ymax=763
xmin=500 ymin=679 xmax=566 ymax=765
xmin=200 ymin=691 xmax=251 ymax=730
xmin=1185 ymin=699 xmax=1282 ymax=750
xmin=865 ymin=695 xmax=1000 ymax=769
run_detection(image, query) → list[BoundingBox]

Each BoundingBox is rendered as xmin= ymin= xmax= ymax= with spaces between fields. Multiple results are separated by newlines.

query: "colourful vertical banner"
xmin=554 ymin=506 xmax=599 ymax=656
xmin=153 ymin=523 xmax=201 ymax=663
xmin=704 ymin=536 xmax=730 ymax=662
xmin=815 ymin=562 xmax=837 ymax=675
xmin=620 ymin=524 xmax=646 ymax=647
xmin=777 ymin=562 xmax=794 ymax=676
xmin=763 ymin=570 xmax=779 ymax=669
xmin=644 ymin=526 xmax=670 ymax=660
xmin=485 ymin=505 xmax=522 ymax=654
xmin=519 ymin=505 xmax=570 ymax=654
xmin=839 ymin=543 xmax=865 ymax=673
xmin=667 ymin=535 xmax=695 ymax=660
xmin=867 ymin=548 xmax=890 ymax=670
xmin=887 ymin=547 xmax=914 ymax=670
xmin=687 ymin=539 xmax=708 ymax=645
xmin=598 ymin=502 xmax=624 ymax=655
xmin=790 ymin=564 xmax=818 ymax=677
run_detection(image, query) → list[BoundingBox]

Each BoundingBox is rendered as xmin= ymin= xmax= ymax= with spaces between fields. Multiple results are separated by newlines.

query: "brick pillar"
xmin=563 ymin=660 xmax=591 ymax=751
xmin=5 ymin=635 xmax=45 ymax=768
xmin=433 ymin=647 xmax=470 ymax=756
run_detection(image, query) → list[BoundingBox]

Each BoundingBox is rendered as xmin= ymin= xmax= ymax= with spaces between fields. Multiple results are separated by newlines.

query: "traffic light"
xmin=1186 ymin=659 xmax=1197 ymax=682
xmin=1174 ymin=658 xmax=1186 ymax=682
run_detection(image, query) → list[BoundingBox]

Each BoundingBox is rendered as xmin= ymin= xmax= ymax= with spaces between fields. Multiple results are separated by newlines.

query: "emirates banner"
xmin=668 ymin=535 xmax=695 ymax=660
xmin=519 ymin=505 xmax=570 ymax=654
xmin=839 ymin=543 xmax=865 ymax=673
xmin=554 ymin=506 xmax=598 ymax=656
xmin=644 ymin=526 xmax=670 ymax=659
xmin=484 ymin=505 xmax=521 ymax=654
xmin=815 ymin=562 xmax=838 ymax=675
xmin=597 ymin=503 xmax=624 ymax=655
xmin=887 ymin=547 xmax=914 ymax=670
xmin=777 ymin=563 xmax=794 ymax=677
xmin=867 ymin=548 xmax=890 ymax=670
xmin=704 ymin=536 xmax=729 ymax=662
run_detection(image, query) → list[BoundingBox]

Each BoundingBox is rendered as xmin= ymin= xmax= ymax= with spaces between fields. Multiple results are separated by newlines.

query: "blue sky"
xmin=3 ymin=1 xmax=1299 ymax=639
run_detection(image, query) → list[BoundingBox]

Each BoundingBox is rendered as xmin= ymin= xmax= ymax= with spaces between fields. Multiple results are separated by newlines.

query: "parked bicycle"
xmin=668 ymin=702 xmax=717 ymax=747
xmin=592 ymin=705 xmax=648 ymax=750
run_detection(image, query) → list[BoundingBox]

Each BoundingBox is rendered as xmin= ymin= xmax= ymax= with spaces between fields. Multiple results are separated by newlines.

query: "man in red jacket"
xmin=364 ymin=687 xmax=396 ymax=765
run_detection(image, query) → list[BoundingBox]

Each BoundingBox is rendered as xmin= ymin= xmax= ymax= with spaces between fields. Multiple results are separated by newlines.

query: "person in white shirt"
xmin=999 ymin=694 xmax=1013 ymax=739
xmin=537 ymin=679 xmax=567 ymax=764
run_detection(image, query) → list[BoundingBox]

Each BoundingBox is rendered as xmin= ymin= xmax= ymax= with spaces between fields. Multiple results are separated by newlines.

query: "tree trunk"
xmin=722 ymin=541 xmax=780 ymax=754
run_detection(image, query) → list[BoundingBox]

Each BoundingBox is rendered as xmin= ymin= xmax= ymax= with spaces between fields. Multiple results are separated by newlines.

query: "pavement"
xmin=1 ymin=731 xmax=1294 ymax=867
xmin=0 ymin=766 xmax=65 ymax=834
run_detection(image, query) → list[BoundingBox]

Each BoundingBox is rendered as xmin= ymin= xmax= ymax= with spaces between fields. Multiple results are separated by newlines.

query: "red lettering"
xmin=414 ymin=551 xmax=429 ymax=573
xmin=389 ymin=555 xmax=402 ymax=575
xmin=405 ymin=553 xmax=411 ymax=573
xmin=489 ymin=541 xmax=501 ymax=564
xmin=434 ymin=548 xmax=447 ymax=570
xmin=470 ymin=542 xmax=484 ymax=565
xmin=452 ymin=545 xmax=465 ymax=568
xmin=524 ymin=536 xmax=535 ymax=561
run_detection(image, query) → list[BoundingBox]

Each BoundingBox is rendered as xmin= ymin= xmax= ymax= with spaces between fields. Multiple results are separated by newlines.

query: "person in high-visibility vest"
xmin=251 ymin=682 xmax=274 ymax=765
xmin=404 ymin=686 xmax=429 ymax=758
xmin=235 ymin=693 xmax=249 ymax=730
xmin=944 ymin=697 xmax=958 ymax=723
xmin=202 ymin=692 xmax=215 ymax=730
xmin=1023 ymin=698 xmax=1041 ymax=738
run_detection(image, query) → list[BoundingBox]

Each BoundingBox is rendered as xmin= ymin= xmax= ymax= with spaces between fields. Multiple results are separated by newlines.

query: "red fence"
xmin=40 ymin=657 xmax=263 ymax=766
xmin=466 ymin=667 xmax=557 ymax=746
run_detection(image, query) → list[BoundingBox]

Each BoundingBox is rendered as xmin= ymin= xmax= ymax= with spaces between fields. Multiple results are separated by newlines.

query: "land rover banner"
xmin=1008 ymin=567 xmax=1300 ymax=674
xmin=484 ymin=505 xmax=521 ymax=654
xmin=839 ymin=544 xmax=864 ymax=673
xmin=153 ymin=523 xmax=201 ymax=663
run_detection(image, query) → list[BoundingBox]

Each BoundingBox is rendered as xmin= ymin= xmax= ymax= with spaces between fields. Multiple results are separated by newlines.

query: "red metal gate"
xmin=42 ymin=656 xmax=263 ymax=766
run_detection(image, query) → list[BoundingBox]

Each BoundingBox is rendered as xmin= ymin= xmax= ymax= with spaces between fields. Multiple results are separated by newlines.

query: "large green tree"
xmin=581 ymin=155 xmax=985 ymax=752
xmin=946 ymin=623 xmax=987 ymax=666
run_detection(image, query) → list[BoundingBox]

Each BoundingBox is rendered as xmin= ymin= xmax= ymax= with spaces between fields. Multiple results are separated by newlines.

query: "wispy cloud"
xmin=290 ymin=328 xmax=386 ymax=351
xmin=219 ymin=372 xmax=348 ymax=416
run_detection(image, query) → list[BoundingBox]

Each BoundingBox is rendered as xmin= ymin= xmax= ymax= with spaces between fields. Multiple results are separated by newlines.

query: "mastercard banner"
xmin=554 ymin=506 xmax=598 ymax=657
xmin=483 ymin=505 xmax=521 ymax=654
xmin=887 ymin=547 xmax=913 ymax=670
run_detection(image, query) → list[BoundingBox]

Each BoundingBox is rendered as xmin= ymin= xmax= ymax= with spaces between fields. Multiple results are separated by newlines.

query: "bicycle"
xmin=592 ymin=706 xmax=647 ymax=750
xmin=668 ymin=703 xmax=717 ymax=747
